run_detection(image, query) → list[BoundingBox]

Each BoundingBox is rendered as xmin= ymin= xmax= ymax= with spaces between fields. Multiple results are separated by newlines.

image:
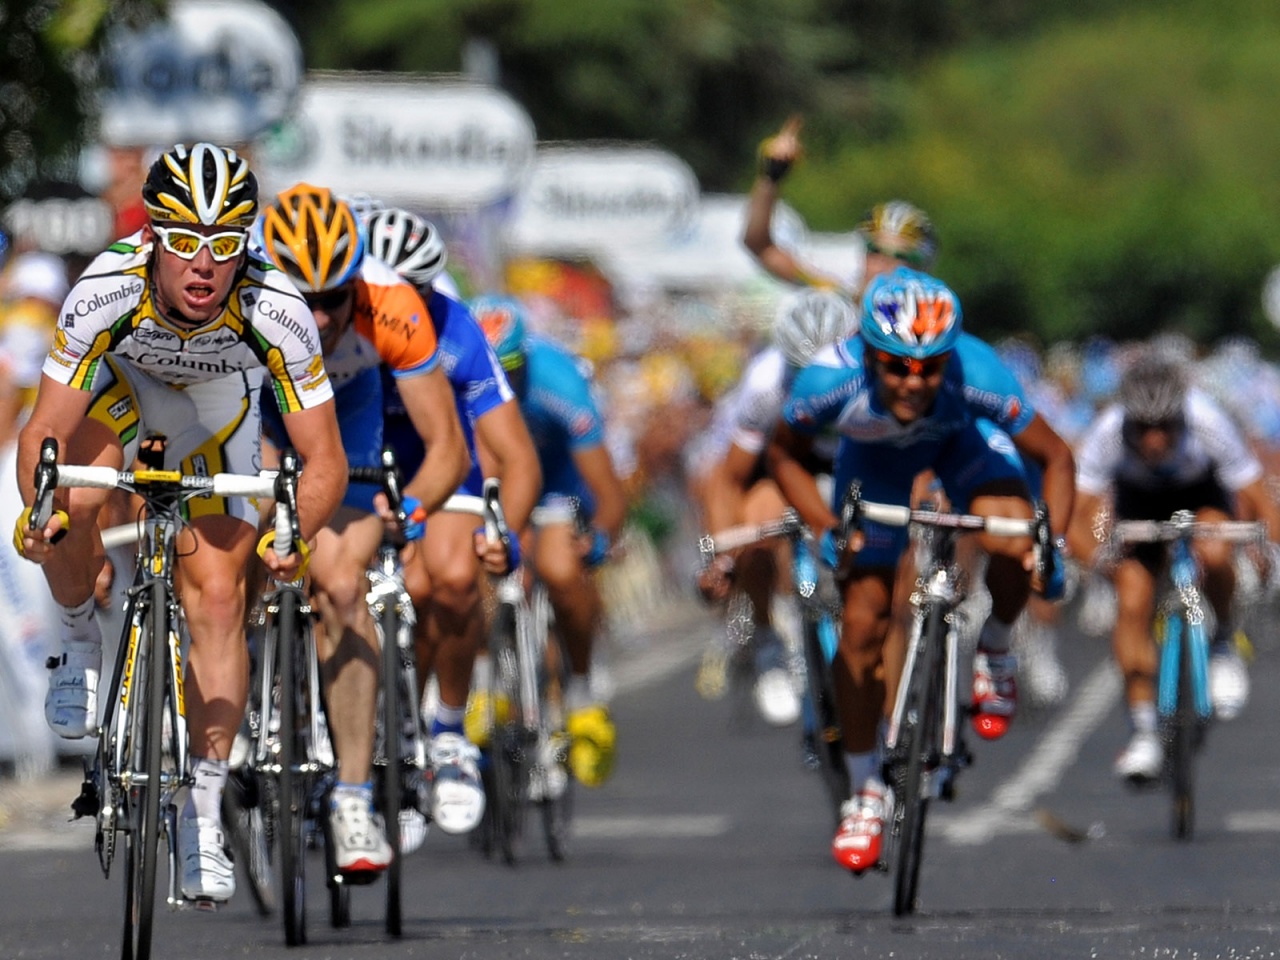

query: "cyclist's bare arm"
xmin=17 ymin=376 xmax=96 ymax=505
xmin=473 ymin=400 xmax=541 ymax=534
xmin=766 ymin=420 xmax=836 ymax=535
xmin=1011 ymin=413 xmax=1076 ymax=539
xmin=395 ymin=365 xmax=469 ymax=512
xmin=1234 ymin=476 xmax=1280 ymax=542
xmin=700 ymin=442 xmax=758 ymax=537
xmin=573 ymin=444 xmax=627 ymax=542
xmin=1066 ymin=490 xmax=1107 ymax=568
xmin=742 ymin=115 xmax=840 ymax=289
xmin=279 ymin=398 xmax=348 ymax=543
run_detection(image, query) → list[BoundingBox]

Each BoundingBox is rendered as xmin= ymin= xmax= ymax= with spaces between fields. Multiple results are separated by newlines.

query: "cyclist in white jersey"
xmin=691 ymin=290 xmax=856 ymax=724
xmin=1067 ymin=350 xmax=1280 ymax=782
xmin=13 ymin=143 xmax=347 ymax=902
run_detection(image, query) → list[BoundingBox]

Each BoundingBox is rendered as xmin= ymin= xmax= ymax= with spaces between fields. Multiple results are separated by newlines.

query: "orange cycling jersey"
xmin=322 ymin=256 xmax=439 ymax=387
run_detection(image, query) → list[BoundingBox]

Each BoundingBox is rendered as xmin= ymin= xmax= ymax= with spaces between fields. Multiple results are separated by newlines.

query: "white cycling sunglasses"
xmin=153 ymin=225 xmax=248 ymax=263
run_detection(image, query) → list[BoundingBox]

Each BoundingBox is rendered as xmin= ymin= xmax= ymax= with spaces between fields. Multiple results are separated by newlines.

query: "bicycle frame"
xmin=35 ymin=436 xmax=281 ymax=959
xmin=1109 ymin=511 xmax=1264 ymax=839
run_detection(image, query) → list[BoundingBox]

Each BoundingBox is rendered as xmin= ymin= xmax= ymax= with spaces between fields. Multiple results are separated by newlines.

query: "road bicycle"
xmin=1108 ymin=512 xmax=1264 ymax=840
xmin=698 ymin=510 xmax=847 ymax=825
xmin=338 ymin=447 xmax=431 ymax=936
xmin=240 ymin=448 xmax=333 ymax=947
xmin=34 ymin=435 xmax=282 ymax=960
xmin=449 ymin=487 xmax=575 ymax=865
xmin=836 ymin=483 xmax=1054 ymax=916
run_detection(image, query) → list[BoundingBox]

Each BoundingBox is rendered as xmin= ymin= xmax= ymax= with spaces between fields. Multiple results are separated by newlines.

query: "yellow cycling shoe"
xmin=463 ymin=690 xmax=510 ymax=749
xmin=566 ymin=703 xmax=617 ymax=788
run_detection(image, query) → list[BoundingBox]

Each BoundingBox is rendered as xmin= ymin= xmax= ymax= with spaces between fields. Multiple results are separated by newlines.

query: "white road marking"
xmin=572 ymin=814 xmax=731 ymax=840
xmin=1225 ymin=811 xmax=1280 ymax=832
xmin=942 ymin=659 xmax=1122 ymax=845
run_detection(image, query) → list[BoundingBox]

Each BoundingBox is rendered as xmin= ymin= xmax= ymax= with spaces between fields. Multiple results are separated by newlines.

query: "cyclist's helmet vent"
xmin=857 ymin=201 xmax=938 ymax=268
xmin=366 ymin=208 xmax=448 ymax=288
xmin=1121 ymin=352 xmax=1187 ymax=424
xmin=142 ymin=142 xmax=258 ymax=228
xmin=472 ymin=294 xmax=528 ymax=371
xmin=773 ymin=289 xmax=858 ymax=368
xmin=859 ymin=266 xmax=962 ymax=359
xmin=260 ymin=183 xmax=365 ymax=293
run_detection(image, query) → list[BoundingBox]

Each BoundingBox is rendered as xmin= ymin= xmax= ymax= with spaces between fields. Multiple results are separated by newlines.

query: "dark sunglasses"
xmin=873 ymin=350 xmax=949 ymax=378
xmin=305 ymin=286 xmax=353 ymax=313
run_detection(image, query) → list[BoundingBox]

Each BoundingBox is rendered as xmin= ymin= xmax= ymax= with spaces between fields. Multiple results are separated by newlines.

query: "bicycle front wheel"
xmin=121 ymin=586 xmax=167 ymax=960
xmin=484 ymin=601 xmax=528 ymax=865
xmin=1167 ymin=614 xmax=1198 ymax=840
xmin=378 ymin=602 xmax=404 ymax=936
xmin=891 ymin=607 xmax=945 ymax=917
xmin=273 ymin=587 xmax=309 ymax=946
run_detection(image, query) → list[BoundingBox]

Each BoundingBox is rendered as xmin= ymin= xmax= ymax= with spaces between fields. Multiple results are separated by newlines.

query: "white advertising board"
xmin=257 ymin=75 xmax=537 ymax=210
xmin=99 ymin=0 xmax=302 ymax=146
xmin=505 ymin=145 xmax=700 ymax=256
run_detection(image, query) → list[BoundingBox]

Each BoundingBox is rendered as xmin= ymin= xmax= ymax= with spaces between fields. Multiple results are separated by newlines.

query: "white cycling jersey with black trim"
xmin=1075 ymin=387 xmax=1262 ymax=495
xmin=42 ymin=230 xmax=333 ymax=413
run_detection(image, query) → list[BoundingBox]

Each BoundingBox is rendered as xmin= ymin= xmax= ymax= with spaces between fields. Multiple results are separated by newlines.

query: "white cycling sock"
xmin=431 ymin=702 xmax=465 ymax=738
xmin=564 ymin=674 xmax=592 ymax=711
xmin=183 ymin=757 xmax=230 ymax=822
xmin=977 ymin=616 xmax=1013 ymax=654
xmin=1130 ymin=701 xmax=1157 ymax=735
xmin=57 ymin=597 xmax=102 ymax=651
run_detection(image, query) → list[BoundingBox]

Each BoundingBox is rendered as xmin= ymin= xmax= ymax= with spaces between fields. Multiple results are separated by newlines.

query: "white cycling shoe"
xmin=44 ymin=641 xmax=102 ymax=739
xmin=179 ymin=815 xmax=236 ymax=902
xmin=428 ymin=733 xmax=486 ymax=835
xmin=1114 ymin=730 xmax=1163 ymax=785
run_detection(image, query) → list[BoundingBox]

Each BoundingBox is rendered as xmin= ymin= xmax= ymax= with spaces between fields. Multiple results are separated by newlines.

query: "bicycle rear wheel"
xmin=891 ymin=607 xmax=945 ymax=917
xmin=801 ymin=616 xmax=847 ymax=827
xmin=121 ymin=587 xmax=166 ymax=960
xmin=378 ymin=603 xmax=404 ymax=936
xmin=484 ymin=602 xmax=528 ymax=865
xmin=1167 ymin=614 xmax=1197 ymax=840
xmin=273 ymin=588 xmax=309 ymax=946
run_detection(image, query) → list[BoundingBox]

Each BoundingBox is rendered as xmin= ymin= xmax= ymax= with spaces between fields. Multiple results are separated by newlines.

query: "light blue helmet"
xmin=859 ymin=266 xmax=962 ymax=359
xmin=471 ymin=294 xmax=528 ymax=370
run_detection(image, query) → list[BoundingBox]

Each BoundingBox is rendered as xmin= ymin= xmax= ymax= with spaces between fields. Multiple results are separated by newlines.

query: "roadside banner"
xmin=99 ymin=0 xmax=302 ymax=146
xmin=504 ymin=145 xmax=699 ymax=257
xmin=257 ymin=74 xmax=537 ymax=209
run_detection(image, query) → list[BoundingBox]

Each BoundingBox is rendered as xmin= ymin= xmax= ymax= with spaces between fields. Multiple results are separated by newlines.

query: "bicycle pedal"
xmin=187 ymin=897 xmax=222 ymax=913
xmin=335 ymin=869 xmax=381 ymax=888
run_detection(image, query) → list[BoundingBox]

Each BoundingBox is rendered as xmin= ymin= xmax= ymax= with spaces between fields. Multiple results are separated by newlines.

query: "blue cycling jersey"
xmin=516 ymin=335 xmax=607 ymax=517
xmin=784 ymin=331 xmax=1034 ymax=565
xmin=383 ymin=286 xmax=514 ymax=496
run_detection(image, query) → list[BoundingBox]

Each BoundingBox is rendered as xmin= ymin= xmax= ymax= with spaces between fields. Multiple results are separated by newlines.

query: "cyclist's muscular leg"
xmin=1112 ymin=557 xmax=1159 ymax=707
xmin=1192 ymin=506 xmax=1237 ymax=624
xmin=309 ymin=510 xmax=384 ymax=784
xmin=835 ymin=568 xmax=895 ymax=754
xmin=739 ymin=478 xmax=786 ymax=627
xmin=535 ymin=522 xmax=601 ymax=677
xmin=970 ymin=491 xmax=1034 ymax=623
xmin=38 ymin=419 xmax=121 ymax=605
xmin=419 ymin=511 xmax=484 ymax=712
xmin=178 ymin=514 xmax=257 ymax=760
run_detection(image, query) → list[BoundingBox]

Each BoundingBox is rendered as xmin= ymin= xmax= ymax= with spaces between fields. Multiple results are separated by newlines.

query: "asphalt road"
xmin=4 ymin=590 xmax=1280 ymax=960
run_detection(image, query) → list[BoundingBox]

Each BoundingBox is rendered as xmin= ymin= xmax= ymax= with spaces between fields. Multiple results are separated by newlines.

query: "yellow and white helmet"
xmin=142 ymin=142 xmax=258 ymax=228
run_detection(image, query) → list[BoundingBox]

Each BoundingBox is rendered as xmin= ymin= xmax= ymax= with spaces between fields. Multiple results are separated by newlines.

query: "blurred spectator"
xmin=0 ymin=251 xmax=69 ymax=444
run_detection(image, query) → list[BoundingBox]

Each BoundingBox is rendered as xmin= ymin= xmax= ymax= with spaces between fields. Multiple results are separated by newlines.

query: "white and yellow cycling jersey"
xmin=42 ymin=230 xmax=333 ymax=413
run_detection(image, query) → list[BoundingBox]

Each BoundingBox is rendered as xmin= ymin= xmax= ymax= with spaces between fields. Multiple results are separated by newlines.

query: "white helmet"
xmin=365 ymin=207 xmax=448 ymax=288
xmin=772 ymin=289 xmax=858 ymax=367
